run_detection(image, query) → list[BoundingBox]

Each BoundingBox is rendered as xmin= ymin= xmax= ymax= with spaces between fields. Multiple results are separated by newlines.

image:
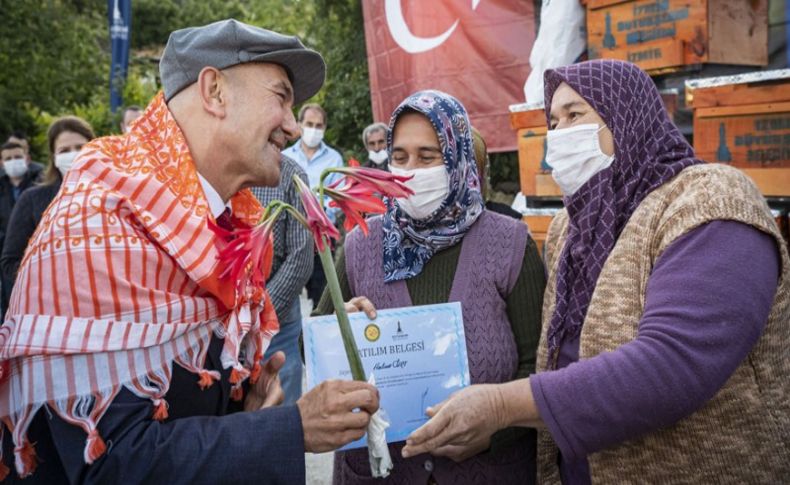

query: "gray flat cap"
xmin=160 ymin=19 xmax=325 ymax=104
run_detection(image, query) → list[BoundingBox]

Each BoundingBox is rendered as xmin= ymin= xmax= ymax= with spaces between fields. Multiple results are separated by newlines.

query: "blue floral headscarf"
xmin=382 ymin=90 xmax=484 ymax=282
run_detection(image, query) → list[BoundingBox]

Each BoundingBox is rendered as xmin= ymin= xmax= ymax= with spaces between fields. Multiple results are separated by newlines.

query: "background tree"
xmin=0 ymin=0 xmax=519 ymax=195
xmin=306 ymin=0 xmax=372 ymax=162
xmin=0 ymin=0 xmax=107 ymax=159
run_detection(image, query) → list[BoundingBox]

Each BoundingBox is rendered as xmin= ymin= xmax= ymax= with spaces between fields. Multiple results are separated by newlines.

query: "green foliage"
xmin=489 ymin=151 xmax=520 ymax=194
xmin=130 ymin=0 xmax=252 ymax=49
xmin=1 ymin=0 xmax=527 ymax=193
xmin=306 ymin=0 xmax=372 ymax=163
xmin=0 ymin=0 xmax=108 ymax=159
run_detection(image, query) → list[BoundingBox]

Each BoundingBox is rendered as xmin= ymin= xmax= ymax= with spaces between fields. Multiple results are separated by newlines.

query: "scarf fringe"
xmin=197 ymin=370 xmax=220 ymax=390
xmin=14 ymin=440 xmax=37 ymax=478
xmin=230 ymin=383 xmax=244 ymax=402
xmin=249 ymin=361 xmax=262 ymax=385
xmin=6 ymin=404 xmax=38 ymax=477
xmin=84 ymin=429 xmax=107 ymax=464
xmin=50 ymin=387 xmax=118 ymax=468
xmin=221 ymin=304 xmax=265 ymax=388
xmin=0 ymin=312 xmax=276 ymax=478
xmin=151 ymin=399 xmax=169 ymax=421
xmin=173 ymin=326 xmax=220 ymax=391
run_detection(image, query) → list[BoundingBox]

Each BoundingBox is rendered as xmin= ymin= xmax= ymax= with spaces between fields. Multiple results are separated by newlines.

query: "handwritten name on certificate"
xmin=303 ymin=302 xmax=470 ymax=449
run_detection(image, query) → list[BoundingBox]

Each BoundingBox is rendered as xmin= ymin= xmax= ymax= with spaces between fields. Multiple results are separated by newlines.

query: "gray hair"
xmin=362 ymin=122 xmax=389 ymax=147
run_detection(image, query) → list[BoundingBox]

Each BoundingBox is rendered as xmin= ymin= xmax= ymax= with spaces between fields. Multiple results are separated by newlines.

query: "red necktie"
xmin=216 ymin=208 xmax=234 ymax=231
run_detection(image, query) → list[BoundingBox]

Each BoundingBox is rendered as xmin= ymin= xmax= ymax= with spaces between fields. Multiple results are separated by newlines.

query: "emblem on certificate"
xmin=303 ymin=302 xmax=470 ymax=449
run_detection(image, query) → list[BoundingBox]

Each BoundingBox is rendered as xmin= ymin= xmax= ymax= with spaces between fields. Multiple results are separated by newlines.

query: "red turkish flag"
xmin=362 ymin=0 xmax=536 ymax=152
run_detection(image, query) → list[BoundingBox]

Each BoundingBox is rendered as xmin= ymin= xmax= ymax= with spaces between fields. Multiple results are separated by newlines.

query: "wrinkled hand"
xmin=244 ymin=351 xmax=285 ymax=412
xmin=297 ymin=380 xmax=380 ymax=453
xmin=401 ymin=384 xmax=507 ymax=461
xmin=344 ymin=296 xmax=377 ymax=320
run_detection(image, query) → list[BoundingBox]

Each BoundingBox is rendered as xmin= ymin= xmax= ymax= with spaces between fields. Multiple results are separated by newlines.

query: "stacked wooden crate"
xmin=583 ymin=0 xmax=768 ymax=74
xmin=686 ymin=70 xmax=790 ymax=196
xmin=508 ymin=103 xmax=561 ymax=253
xmin=509 ymin=1 xmax=787 ymax=250
xmin=687 ymin=70 xmax=790 ymax=248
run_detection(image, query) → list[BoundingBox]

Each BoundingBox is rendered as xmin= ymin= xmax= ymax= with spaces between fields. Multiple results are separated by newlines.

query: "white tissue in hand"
xmin=367 ymin=374 xmax=393 ymax=478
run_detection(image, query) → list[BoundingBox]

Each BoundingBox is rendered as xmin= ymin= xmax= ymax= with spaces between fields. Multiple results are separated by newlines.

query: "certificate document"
xmin=303 ymin=302 xmax=470 ymax=449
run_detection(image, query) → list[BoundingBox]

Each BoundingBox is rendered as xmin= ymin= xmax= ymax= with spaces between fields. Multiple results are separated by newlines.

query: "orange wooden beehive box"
xmin=584 ymin=0 xmax=768 ymax=73
xmin=509 ymin=102 xmax=562 ymax=197
xmin=686 ymin=69 xmax=790 ymax=196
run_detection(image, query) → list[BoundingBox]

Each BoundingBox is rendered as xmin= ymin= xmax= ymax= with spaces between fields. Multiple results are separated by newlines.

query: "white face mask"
xmin=368 ymin=149 xmax=388 ymax=165
xmin=390 ymin=164 xmax=449 ymax=220
xmin=3 ymin=158 xmax=28 ymax=178
xmin=546 ymin=123 xmax=614 ymax=196
xmin=301 ymin=127 xmax=324 ymax=148
xmin=55 ymin=151 xmax=79 ymax=176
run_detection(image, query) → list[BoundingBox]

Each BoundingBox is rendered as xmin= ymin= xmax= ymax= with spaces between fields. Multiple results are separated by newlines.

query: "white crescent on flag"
xmin=385 ymin=0 xmax=482 ymax=54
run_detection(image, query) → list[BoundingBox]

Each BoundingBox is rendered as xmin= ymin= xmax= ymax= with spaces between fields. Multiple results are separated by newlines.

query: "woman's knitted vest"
xmin=334 ymin=211 xmax=533 ymax=484
xmin=537 ymin=164 xmax=790 ymax=484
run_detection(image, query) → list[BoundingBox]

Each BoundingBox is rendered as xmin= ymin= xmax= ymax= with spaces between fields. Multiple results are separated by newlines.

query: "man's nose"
xmin=282 ymin=111 xmax=298 ymax=141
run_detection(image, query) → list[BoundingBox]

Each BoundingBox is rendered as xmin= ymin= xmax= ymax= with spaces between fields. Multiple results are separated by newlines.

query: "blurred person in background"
xmin=283 ymin=103 xmax=343 ymax=309
xmin=250 ymin=156 xmax=314 ymax=405
xmin=0 ymin=140 xmax=43 ymax=317
xmin=120 ymin=105 xmax=143 ymax=134
xmin=1 ymin=116 xmax=95 ymax=295
xmin=471 ymin=127 xmax=522 ymax=220
xmin=362 ymin=122 xmax=389 ymax=170
xmin=5 ymin=131 xmax=45 ymax=172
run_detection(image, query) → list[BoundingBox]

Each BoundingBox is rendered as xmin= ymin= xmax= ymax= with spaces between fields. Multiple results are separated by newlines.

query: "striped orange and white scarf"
xmin=0 ymin=93 xmax=278 ymax=477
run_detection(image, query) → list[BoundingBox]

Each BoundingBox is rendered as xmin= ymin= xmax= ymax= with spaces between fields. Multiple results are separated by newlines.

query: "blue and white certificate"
xmin=303 ymin=302 xmax=470 ymax=449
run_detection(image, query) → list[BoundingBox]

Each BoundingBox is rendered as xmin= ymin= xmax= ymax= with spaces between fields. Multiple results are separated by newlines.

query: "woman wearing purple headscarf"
xmin=401 ymin=60 xmax=789 ymax=483
xmin=316 ymin=90 xmax=546 ymax=484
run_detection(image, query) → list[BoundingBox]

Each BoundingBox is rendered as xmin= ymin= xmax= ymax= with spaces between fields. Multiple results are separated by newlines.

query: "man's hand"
xmin=401 ymin=384 xmax=507 ymax=461
xmin=244 ymin=351 xmax=286 ymax=412
xmin=344 ymin=296 xmax=377 ymax=320
xmin=297 ymin=380 xmax=380 ymax=453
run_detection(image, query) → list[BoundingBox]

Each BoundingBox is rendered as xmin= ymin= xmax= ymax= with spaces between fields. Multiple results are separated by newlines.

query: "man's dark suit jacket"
xmin=1 ymin=337 xmax=306 ymax=484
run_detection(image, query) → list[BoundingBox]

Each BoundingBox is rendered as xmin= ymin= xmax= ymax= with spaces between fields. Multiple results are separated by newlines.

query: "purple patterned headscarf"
xmin=544 ymin=60 xmax=702 ymax=367
xmin=382 ymin=90 xmax=484 ymax=282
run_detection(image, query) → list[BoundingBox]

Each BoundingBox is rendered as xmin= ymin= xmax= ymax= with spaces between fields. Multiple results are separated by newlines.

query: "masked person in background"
xmin=4 ymin=132 xmax=45 ymax=173
xmin=283 ymin=103 xmax=343 ymax=309
xmin=400 ymin=60 xmax=789 ymax=484
xmin=362 ymin=122 xmax=389 ymax=170
xmin=316 ymin=90 xmax=546 ymax=484
xmin=1 ymin=116 xmax=95 ymax=293
xmin=0 ymin=141 xmax=43 ymax=317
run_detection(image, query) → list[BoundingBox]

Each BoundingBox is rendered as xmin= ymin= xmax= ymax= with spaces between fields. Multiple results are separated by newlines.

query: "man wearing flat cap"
xmin=0 ymin=19 xmax=378 ymax=483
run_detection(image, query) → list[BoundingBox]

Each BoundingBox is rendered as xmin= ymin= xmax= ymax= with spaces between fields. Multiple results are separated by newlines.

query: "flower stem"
xmin=317 ymin=238 xmax=366 ymax=381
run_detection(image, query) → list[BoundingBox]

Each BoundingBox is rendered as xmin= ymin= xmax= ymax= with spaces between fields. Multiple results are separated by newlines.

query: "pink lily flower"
xmin=208 ymin=215 xmax=275 ymax=301
xmin=323 ymin=162 xmax=414 ymax=235
xmin=293 ymin=175 xmax=341 ymax=252
xmin=327 ymin=164 xmax=413 ymax=200
xmin=326 ymin=183 xmax=387 ymax=235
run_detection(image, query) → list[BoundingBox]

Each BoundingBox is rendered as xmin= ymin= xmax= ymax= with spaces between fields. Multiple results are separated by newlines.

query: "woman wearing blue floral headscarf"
xmin=315 ymin=90 xmax=546 ymax=484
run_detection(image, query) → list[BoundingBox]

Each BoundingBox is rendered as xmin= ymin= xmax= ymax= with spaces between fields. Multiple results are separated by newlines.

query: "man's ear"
xmin=196 ymin=67 xmax=228 ymax=119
